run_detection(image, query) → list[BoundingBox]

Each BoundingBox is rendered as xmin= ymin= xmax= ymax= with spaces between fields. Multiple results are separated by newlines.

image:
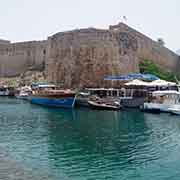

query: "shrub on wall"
xmin=139 ymin=59 xmax=179 ymax=82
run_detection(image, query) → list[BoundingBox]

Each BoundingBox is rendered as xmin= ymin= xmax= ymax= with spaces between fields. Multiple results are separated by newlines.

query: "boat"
xmin=16 ymin=91 xmax=29 ymax=100
xmin=142 ymin=90 xmax=180 ymax=113
xmin=15 ymin=86 xmax=32 ymax=100
xmin=88 ymin=98 xmax=121 ymax=110
xmin=84 ymin=87 xmax=148 ymax=108
xmin=29 ymin=84 xmax=76 ymax=108
xmin=0 ymin=86 xmax=15 ymax=96
xmin=75 ymin=92 xmax=91 ymax=107
xmin=168 ymin=105 xmax=180 ymax=115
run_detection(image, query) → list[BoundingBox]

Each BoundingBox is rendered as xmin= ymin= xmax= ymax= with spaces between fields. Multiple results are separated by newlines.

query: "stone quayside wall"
xmin=0 ymin=23 xmax=179 ymax=88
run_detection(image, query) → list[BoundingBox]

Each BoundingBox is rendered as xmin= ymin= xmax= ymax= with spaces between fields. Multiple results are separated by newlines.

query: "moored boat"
xmin=84 ymin=87 xmax=148 ymax=108
xmin=0 ymin=86 xmax=15 ymax=96
xmin=142 ymin=90 xmax=180 ymax=113
xmin=16 ymin=91 xmax=29 ymax=100
xmin=168 ymin=105 xmax=180 ymax=115
xmin=88 ymin=98 xmax=121 ymax=110
xmin=75 ymin=92 xmax=91 ymax=107
xmin=15 ymin=86 xmax=32 ymax=100
xmin=29 ymin=84 xmax=76 ymax=108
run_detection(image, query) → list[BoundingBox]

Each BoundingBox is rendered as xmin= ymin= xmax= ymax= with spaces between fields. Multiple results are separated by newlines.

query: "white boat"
xmin=16 ymin=91 xmax=29 ymax=100
xmin=142 ymin=90 xmax=180 ymax=113
xmin=15 ymin=86 xmax=32 ymax=100
xmin=88 ymin=100 xmax=121 ymax=110
xmin=168 ymin=105 xmax=180 ymax=115
xmin=0 ymin=86 xmax=10 ymax=96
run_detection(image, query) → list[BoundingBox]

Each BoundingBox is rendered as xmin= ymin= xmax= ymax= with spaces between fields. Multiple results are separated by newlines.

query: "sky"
xmin=0 ymin=0 xmax=179 ymax=52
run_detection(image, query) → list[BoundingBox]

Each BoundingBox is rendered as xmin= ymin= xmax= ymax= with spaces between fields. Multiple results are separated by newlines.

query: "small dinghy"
xmin=16 ymin=91 xmax=29 ymax=100
xmin=88 ymin=98 xmax=121 ymax=110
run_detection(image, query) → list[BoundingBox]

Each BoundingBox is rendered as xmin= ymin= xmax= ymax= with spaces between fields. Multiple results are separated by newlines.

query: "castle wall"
xmin=46 ymin=23 xmax=180 ymax=88
xmin=0 ymin=39 xmax=10 ymax=45
xmin=0 ymin=23 xmax=179 ymax=87
xmin=0 ymin=41 xmax=47 ymax=77
xmin=110 ymin=23 xmax=180 ymax=72
xmin=46 ymin=28 xmax=139 ymax=88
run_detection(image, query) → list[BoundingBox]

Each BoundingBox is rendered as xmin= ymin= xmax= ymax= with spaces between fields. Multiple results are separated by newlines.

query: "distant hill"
xmin=176 ymin=49 xmax=180 ymax=55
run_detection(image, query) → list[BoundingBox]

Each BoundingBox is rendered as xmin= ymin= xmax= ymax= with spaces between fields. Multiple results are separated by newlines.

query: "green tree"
xmin=139 ymin=59 xmax=179 ymax=82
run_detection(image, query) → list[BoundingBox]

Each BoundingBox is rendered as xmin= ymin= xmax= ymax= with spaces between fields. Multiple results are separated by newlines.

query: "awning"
xmin=104 ymin=73 xmax=160 ymax=81
xmin=125 ymin=79 xmax=150 ymax=86
xmin=149 ymin=80 xmax=176 ymax=86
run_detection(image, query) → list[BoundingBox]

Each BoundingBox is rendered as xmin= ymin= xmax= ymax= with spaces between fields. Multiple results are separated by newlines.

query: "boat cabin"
xmin=150 ymin=90 xmax=180 ymax=104
xmin=85 ymin=88 xmax=148 ymax=98
xmin=31 ymin=83 xmax=56 ymax=91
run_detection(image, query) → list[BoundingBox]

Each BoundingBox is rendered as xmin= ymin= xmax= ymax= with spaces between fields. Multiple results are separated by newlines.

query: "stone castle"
xmin=0 ymin=23 xmax=179 ymax=87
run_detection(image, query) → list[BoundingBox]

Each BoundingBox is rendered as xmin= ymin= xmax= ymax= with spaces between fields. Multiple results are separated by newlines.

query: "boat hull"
xmin=168 ymin=105 xmax=180 ymax=115
xmin=16 ymin=95 xmax=29 ymax=100
xmin=88 ymin=101 xmax=121 ymax=110
xmin=143 ymin=103 xmax=172 ymax=113
xmin=75 ymin=97 xmax=90 ymax=107
xmin=120 ymin=97 xmax=145 ymax=108
xmin=29 ymin=96 xmax=76 ymax=108
xmin=141 ymin=107 xmax=161 ymax=114
xmin=170 ymin=110 xmax=180 ymax=115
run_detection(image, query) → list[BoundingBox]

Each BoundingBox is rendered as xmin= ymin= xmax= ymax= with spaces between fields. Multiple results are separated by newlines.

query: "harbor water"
xmin=0 ymin=97 xmax=180 ymax=179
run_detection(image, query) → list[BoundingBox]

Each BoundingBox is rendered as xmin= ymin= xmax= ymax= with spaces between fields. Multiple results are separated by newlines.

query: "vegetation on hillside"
xmin=0 ymin=71 xmax=46 ymax=87
xmin=139 ymin=59 xmax=179 ymax=82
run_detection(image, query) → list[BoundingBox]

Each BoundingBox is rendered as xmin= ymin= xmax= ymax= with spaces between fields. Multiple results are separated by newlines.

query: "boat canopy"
xmin=152 ymin=90 xmax=180 ymax=96
xmin=85 ymin=88 xmax=117 ymax=91
xmin=31 ymin=83 xmax=56 ymax=88
xmin=104 ymin=73 xmax=159 ymax=81
xmin=125 ymin=79 xmax=177 ymax=87
xmin=148 ymin=80 xmax=176 ymax=86
xmin=125 ymin=79 xmax=150 ymax=86
xmin=37 ymin=84 xmax=56 ymax=88
xmin=79 ymin=92 xmax=90 ymax=96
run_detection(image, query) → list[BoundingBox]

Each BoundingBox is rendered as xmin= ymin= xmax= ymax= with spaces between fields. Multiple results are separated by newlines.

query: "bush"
xmin=139 ymin=59 xmax=179 ymax=82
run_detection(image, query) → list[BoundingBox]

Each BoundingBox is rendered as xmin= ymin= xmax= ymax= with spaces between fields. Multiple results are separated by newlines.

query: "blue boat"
xmin=29 ymin=84 xmax=76 ymax=108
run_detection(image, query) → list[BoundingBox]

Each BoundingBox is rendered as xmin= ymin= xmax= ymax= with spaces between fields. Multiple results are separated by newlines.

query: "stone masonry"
xmin=0 ymin=40 xmax=47 ymax=77
xmin=46 ymin=27 xmax=139 ymax=88
xmin=46 ymin=23 xmax=180 ymax=88
xmin=0 ymin=23 xmax=179 ymax=87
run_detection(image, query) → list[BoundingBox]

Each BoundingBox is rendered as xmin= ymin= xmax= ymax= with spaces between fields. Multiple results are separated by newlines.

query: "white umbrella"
xmin=149 ymin=79 xmax=176 ymax=86
xmin=125 ymin=79 xmax=150 ymax=86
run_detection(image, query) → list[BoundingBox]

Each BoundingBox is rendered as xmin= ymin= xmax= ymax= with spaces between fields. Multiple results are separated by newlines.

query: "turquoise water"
xmin=0 ymin=97 xmax=180 ymax=179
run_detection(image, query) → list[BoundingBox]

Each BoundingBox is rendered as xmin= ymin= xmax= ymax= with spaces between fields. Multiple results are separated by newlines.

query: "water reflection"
xmin=0 ymin=97 xmax=180 ymax=179
xmin=46 ymin=109 xmax=154 ymax=179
